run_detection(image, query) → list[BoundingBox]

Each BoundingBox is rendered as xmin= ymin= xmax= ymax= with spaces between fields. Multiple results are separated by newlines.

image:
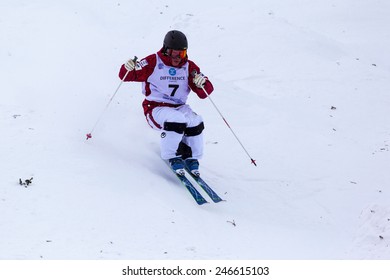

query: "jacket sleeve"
xmin=118 ymin=54 xmax=156 ymax=82
xmin=188 ymin=60 xmax=214 ymax=99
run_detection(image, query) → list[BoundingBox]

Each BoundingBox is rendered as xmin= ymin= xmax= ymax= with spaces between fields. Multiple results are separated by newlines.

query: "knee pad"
xmin=163 ymin=121 xmax=187 ymax=134
xmin=185 ymin=122 xmax=204 ymax=137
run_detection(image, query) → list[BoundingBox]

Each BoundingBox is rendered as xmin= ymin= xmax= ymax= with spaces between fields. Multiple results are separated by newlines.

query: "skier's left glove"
xmin=193 ymin=73 xmax=207 ymax=88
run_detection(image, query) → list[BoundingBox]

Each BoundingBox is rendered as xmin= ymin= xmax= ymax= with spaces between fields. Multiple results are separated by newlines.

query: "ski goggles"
xmin=167 ymin=49 xmax=187 ymax=59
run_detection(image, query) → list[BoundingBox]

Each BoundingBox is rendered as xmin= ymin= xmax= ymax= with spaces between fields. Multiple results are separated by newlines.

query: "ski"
xmin=173 ymin=172 xmax=208 ymax=205
xmin=165 ymin=161 xmax=208 ymax=205
xmin=185 ymin=170 xmax=224 ymax=203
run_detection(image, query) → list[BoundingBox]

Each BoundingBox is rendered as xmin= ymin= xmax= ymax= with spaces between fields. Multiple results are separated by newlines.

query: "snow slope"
xmin=1 ymin=0 xmax=389 ymax=260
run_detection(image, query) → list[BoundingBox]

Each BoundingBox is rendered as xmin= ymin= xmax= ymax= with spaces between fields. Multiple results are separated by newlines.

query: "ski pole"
xmin=193 ymin=71 xmax=257 ymax=166
xmin=86 ymin=56 xmax=137 ymax=140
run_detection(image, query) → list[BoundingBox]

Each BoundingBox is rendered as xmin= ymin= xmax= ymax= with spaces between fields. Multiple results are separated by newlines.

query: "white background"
xmin=1 ymin=0 xmax=389 ymax=265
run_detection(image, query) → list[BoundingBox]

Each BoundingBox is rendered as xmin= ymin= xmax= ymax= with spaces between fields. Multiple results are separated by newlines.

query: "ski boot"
xmin=185 ymin=158 xmax=200 ymax=177
xmin=169 ymin=157 xmax=185 ymax=176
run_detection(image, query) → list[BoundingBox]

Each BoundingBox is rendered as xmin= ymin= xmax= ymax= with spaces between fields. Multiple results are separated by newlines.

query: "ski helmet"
xmin=163 ymin=30 xmax=188 ymax=51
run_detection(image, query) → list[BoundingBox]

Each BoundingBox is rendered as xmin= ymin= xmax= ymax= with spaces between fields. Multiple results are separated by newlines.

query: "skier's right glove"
xmin=124 ymin=59 xmax=136 ymax=71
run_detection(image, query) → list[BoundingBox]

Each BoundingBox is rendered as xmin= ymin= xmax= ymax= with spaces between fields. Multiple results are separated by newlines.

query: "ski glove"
xmin=193 ymin=73 xmax=207 ymax=88
xmin=124 ymin=59 xmax=136 ymax=71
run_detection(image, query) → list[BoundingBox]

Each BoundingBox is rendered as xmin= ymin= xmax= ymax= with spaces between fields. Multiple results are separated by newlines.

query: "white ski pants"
xmin=146 ymin=104 xmax=204 ymax=160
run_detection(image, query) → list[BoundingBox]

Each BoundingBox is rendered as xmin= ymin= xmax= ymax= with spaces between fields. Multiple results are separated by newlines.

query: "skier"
xmin=119 ymin=30 xmax=214 ymax=176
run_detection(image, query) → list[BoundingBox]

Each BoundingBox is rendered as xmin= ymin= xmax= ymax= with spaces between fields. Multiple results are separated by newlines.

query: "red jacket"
xmin=119 ymin=49 xmax=214 ymax=115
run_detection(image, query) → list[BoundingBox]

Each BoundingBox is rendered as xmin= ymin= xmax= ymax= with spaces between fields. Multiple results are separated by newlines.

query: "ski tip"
xmin=197 ymin=200 xmax=209 ymax=205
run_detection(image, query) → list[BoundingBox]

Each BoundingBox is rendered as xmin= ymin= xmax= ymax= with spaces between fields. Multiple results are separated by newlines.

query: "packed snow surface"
xmin=1 ymin=0 xmax=389 ymax=259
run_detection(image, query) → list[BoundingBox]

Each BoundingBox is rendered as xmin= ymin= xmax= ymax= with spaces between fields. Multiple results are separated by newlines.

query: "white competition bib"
xmin=143 ymin=54 xmax=190 ymax=104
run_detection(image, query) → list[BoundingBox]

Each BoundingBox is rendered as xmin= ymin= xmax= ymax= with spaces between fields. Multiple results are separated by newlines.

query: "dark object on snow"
xmin=19 ymin=177 xmax=33 ymax=187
